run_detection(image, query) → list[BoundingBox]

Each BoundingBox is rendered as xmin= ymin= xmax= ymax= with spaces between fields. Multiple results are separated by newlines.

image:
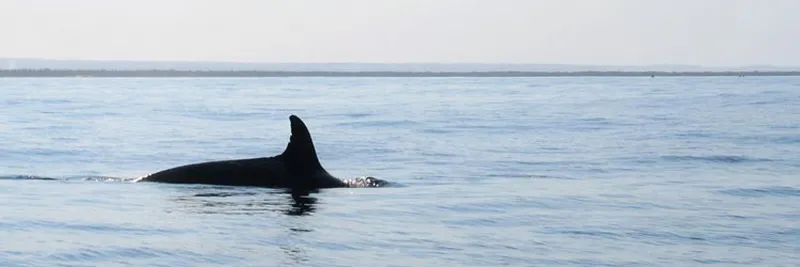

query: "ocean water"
xmin=0 ymin=76 xmax=798 ymax=266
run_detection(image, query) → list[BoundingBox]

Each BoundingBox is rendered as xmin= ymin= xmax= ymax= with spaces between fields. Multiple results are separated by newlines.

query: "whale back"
xmin=140 ymin=115 xmax=345 ymax=189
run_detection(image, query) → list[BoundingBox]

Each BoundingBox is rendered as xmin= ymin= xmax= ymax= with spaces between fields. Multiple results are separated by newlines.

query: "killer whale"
xmin=138 ymin=115 xmax=385 ymax=189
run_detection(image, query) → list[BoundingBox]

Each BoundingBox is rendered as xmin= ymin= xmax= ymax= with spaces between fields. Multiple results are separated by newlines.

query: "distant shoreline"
xmin=1 ymin=69 xmax=799 ymax=77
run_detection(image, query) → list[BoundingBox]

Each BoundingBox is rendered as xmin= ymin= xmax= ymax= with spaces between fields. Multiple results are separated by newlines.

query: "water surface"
xmin=1 ymin=77 xmax=798 ymax=266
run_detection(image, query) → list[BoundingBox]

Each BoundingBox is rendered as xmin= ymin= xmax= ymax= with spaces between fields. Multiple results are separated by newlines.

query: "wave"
xmin=76 ymin=176 xmax=140 ymax=183
xmin=528 ymin=174 xmax=580 ymax=180
xmin=0 ymin=175 xmax=138 ymax=182
xmin=0 ymin=174 xmax=395 ymax=188
xmin=659 ymin=155 xmax=775 ymax=164
xmin=717 ymin=186 xmax=800 ymax=198
xmin=335 ymin=119 xmax=420 ymax=128
xmin=0 ymin=175 xmax=59 ymax=181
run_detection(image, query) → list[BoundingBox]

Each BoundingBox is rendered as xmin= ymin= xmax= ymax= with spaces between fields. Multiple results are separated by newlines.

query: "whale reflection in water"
xmin=170 ymin=187 xmax=320 ymax=216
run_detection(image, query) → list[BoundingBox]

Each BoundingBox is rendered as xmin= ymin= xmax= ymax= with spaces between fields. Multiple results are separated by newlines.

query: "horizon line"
xmin=2 ymin=69 xmax=798 ymax=78
xmin=3 ymin=57 xmax=799 ymax=69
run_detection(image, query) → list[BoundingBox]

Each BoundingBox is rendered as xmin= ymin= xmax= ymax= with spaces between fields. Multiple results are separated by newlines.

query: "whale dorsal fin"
xmin=281 ymin=115 xmax=324 ymax=172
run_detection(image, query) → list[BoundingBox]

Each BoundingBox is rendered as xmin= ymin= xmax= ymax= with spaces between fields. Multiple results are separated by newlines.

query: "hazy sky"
xmin=1 ymin=0 xmax=798 ymax=66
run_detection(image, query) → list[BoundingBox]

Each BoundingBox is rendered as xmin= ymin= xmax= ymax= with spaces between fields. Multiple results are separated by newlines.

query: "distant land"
xmin=3 ymin=69 xmax=800 ymax=77
xmin=1 ymin=58 xmax=799 ymax=77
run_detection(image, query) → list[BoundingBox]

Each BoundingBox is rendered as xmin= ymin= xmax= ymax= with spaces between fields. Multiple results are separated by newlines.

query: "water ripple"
xmin=717 ymin=186 xmax=800 ymax=198
xmin=660 ymin=155 xmax=775 ymax=164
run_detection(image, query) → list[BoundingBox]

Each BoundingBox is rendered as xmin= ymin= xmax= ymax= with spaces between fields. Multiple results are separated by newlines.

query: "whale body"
xmin=138 ymin=115 xmax=382 ymax=189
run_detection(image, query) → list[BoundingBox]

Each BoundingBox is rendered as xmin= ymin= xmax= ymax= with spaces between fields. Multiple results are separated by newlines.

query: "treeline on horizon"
xmin=1 ymin=68 xmax=798 ymax=77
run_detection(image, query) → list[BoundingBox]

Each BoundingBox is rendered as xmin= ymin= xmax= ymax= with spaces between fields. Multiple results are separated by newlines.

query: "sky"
xmin=0 ymin=0 xmax=798 ymax=66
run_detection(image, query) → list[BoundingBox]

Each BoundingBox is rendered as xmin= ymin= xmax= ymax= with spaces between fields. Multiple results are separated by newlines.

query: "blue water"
xmin=0 ymin=77 xmax=798 ymax=266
